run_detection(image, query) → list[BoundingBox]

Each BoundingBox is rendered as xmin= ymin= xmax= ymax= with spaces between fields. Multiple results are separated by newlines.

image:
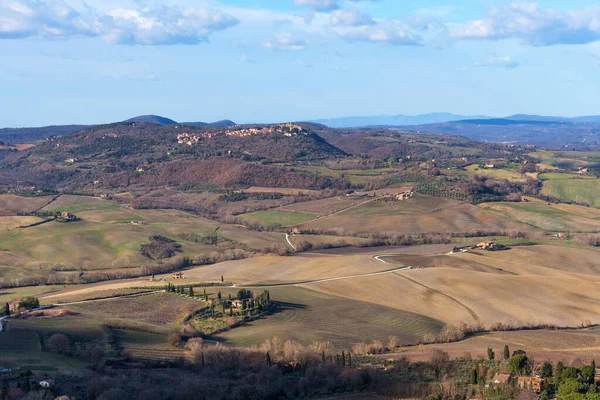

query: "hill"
xmin=0 ymin=125 xmax=90 ymax=144
xmin=124 ymin=115 xmax=178 ymax=125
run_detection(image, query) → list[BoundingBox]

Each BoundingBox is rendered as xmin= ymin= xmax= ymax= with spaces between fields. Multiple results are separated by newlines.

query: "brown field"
xmin=289 ymin=234 xmax=372 ymax=248
xmin=282 ymin=196 xmax=366 ymax=216
xmin=386 ymin=329 xmax=600 ymax=364
xmin=244 ymin=186 xmax=321 ymax=195
xmin=0 ymin=215 xmax=43 ymax=230
xmin=66 ymin=293 xmax=206 ymax=326
xmin=299 ymin=196 xmax=533 ymax=234
xmin=0 ymin=194 xmax=55 ymax=216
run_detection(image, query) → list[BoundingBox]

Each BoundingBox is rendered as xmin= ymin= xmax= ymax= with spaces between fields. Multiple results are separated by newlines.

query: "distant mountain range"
xmin=312 ymin=113 xmax=600 ymax=128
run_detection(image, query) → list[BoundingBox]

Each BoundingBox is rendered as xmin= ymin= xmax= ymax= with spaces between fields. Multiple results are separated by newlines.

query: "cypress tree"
xmin=266 ymin=352 xmax=272 ymax=366
xmin=336 ymin=354 xmax=340 ymax=366
xmin=201 ymin=352 xmax=205 ymax=367
xmin=218 ymin=291 xmax=222 ymax=301
xmin=221 ymin=275 xmax=224 ymax=282
xmin=555 ymin=361 xmax=565 ymax=388
xmin=487 ymin=347 xmax=495 ymax=360
xmin=228 ymin=293 xmax=232 ymax=300
xmin=341 ymin=351 xmax=346 ymax=367
xmin=348 ymin=352 xmax=352 ymax=367
xmin=322 ymin=351 xmax=326 ymax=365
xmin=189 ymin=286 xmax=194 ymax=297
xmin=222 ymin=303 xmax=225 ymax=314
xmin=1 ymin=377 xmax=8 ymax=400
xmin=4 ymin=303 xmax=9 ymax=316
xmin=229 ymin=306 xmax=233 ymax=316
xmin=24 ymin=376 xmax=30 ymax=393
xmin=203 ymin=288 xmax=207 ymax=301
xmin=591 ymin=360 xmax=596 ymax=384
xmin=503 ymin=345 xmax=510 ymax=360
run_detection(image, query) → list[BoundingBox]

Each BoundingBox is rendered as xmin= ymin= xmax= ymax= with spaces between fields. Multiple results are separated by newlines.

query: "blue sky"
xmin=1 ymin=0 xmax=600 ymax=126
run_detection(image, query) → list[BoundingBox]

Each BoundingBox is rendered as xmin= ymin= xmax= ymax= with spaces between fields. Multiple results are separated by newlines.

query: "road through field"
xmin=238 ymin=266 xmax=412 ymax=288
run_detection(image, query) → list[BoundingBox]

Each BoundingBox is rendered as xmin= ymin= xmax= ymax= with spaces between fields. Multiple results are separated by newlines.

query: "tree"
xmin=555 ymin=361 xmax=565 ymax=387
xmin=508 ymin=354 xmax=528 ymax=375
xmin=470 ymin=368 xmax=478 ymax=385
xmin=3 ymin=303 xmax=9 ymax=316
xmin=218 ymin=291 xmax=222 ymax=301
xmin=189 ymin=286 xmax=194 ymax=297
xmin=266 ymin=352 xmax=271 ymax=366
xmin=503 ymin=345 xmax=510 ymax=360
xmin=47 ymin=333 xmax=71 ymax=355
xmin=348 ymin=352 xmax=352 ymax=367
xmin=541 ymin=362 xmax=553 ymax=378
xmin=203 ymin=288 xmax=207 ymax=301
xmin=487 ymin=347 xmax=495 ymax=360
xmin=341 ymin=351 xmax=346 ymax=367
xmin=1 ymin=377 xmax=8 ymax=400
xmin=24 ymin=376 xmax=31 ymax=393
xmin=221 ymin=275 xmax=224 ymax=282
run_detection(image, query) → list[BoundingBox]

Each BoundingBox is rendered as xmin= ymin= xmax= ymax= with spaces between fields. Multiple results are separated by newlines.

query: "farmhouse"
xmin=172 ymin=272 xmax=184 ymax=279
xmin=396 ymin=191 xmax=414 ymax=201
xmin=130 ymin=220 xmax=145 ymax=226
xmin=517 ymin=377 xmax=543 ymax=393
xmin=487 ymin=374 xmax=511 ymax=387
xmin=231 ymin=299 xmax=243 ymax=309
xmin=484 ymin=164 xmax=495 ymax=169
xmin=59 ymin=212 xmax=78 ymax=222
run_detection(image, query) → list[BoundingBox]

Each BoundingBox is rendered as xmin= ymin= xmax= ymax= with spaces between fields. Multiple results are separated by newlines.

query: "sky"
xmin=1 ymin=0 xmax=600 ymax=126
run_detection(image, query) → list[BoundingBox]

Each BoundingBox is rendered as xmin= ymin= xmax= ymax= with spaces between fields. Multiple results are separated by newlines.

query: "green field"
xmin=539 ymin=172 xmax=594 ymax=181
xmin=41 ymin=194 xmax=122 ymax=213
xmin=238 ymin=210 xmax=317 ymax=227
xmin=541 ymin=179 xmax=600 ymax=207
xmin=464 ymin=164 xmax=527 ymax=181
xmin=213 ymin=286 xmax=443 ymax=349
xmin=480 ymin=200 xmax=600 ymax=232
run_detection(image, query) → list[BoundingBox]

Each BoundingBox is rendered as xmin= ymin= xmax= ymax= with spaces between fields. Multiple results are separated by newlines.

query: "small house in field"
xmin=130 ymin=220 xmax=145 ymax=226
xmin=484 ymin=164 xmax=495 ymax=169
xmin=396 ymin=191 xmax=414 ymax=201
xmin=172 ymin=272 xmax=184 ymax=279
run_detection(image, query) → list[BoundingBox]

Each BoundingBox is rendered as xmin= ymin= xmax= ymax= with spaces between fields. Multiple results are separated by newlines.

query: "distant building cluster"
xmin=176 ymin=124 xmax=307 ymax=145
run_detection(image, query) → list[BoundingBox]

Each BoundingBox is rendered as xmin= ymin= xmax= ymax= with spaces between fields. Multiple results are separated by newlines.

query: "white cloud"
xmin=475 ymin=55 xmax=519 ymax=69
xmin=293 ymin=60 xmax=313 ymax=68
xmin=263 ymin=33 xmax=307 ymax=50
xmin=293 ymin=0 xmax=339 ymax=12
xmin=0 ymin=0 xmax=239 ymax=45
xmin=330 ymin=9 xmax=374 ymax=27
xmin=102 ymin=7 xmax=239 ymax=45
xmin=0 ymin=0 xmax=100 ymax=39
xmin=450 ymin=2 xmax=600 ymax=46
xmin=331 ymin=19 xmax=422 ymax=45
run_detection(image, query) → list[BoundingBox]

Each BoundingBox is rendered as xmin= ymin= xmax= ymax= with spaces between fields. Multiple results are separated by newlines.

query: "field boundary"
xmin=392 ymin=272 xmax=481 ymax=324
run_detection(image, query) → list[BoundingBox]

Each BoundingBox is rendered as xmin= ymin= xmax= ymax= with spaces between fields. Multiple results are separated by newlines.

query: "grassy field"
xmin=541 ymin=178 xmax=600 ymax=207
xmin=282 ymin=197 xmax=369 ymax=216
xmin=0 ymin=215 xmax=43 ymax=230
xmin=238 ymin=210 xmax=317 ymax=227
xmin=297 ymin=196 xmax=533 ymax=235
xmin=213 ymin=286 xmax=443 ymax=349
xmin=41 ymin=194 xmax=122 ymax=213
xmin=0 ymin=194 xmax=55 ymax=216
xmin=539 ymin=172 xmax=595 ymax=181
xmin=464 ymin=164 xmax=528 ymax=181
xmin=114 ymin=329 xmax=186 ymax=361
xmin=479 ymin=201 xmax=600 ymax=232
xmin=0 ymin=196 xmax=286 ymax=275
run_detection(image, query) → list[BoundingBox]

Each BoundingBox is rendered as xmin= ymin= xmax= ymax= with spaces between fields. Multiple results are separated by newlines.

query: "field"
xmin=281 ymin=196 xmax=366 ymax=216
xmin=114 ymin=330 xmax=186 ymax=361
xmin=384 ymin=329 xmax=600 ymax=364
xmin=479 ymin=200 xmax=600 ymax=232
xmin=244 ymin=186 xmax=321 ymax=195
xmin=0 ymin=194 xmax=55 ymax=215
xmin=213 ymin=286 xmax=443 ymax=349
xmin=41 ymin=194 xmax=122 ymax=213
xmin=238 ymin=210 xmax=317 ymax=227
xmin=541 ymin=178 xmax=600 ymax=207
xmin=66 ymin=293 xmax=206 ymax=327
xmin=0 ymin=196 xmax=291 ymax=277
xmin=539 ymin=172 xmax=595 ymax=181
xmin=464 ymin=164 xmax=528 ymax=181
xmin=297 ymin=196 xmax=533 ymax=235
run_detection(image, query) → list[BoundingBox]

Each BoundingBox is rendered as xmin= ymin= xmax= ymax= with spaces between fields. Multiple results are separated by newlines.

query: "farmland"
xmin=238 ymin=210 xmax=317 ymax=227
xmin=0 ymin=194 xmax=55 ymax=216
xmin=464 ymin=164 xmax=528 ymax=181
xmin=298 ymin=196 xmax=533 ymax=235
xmin=541 ymin=178 xmax=600 ymax=207
xmin=478 ymin=200 xmax=600 ymax=232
